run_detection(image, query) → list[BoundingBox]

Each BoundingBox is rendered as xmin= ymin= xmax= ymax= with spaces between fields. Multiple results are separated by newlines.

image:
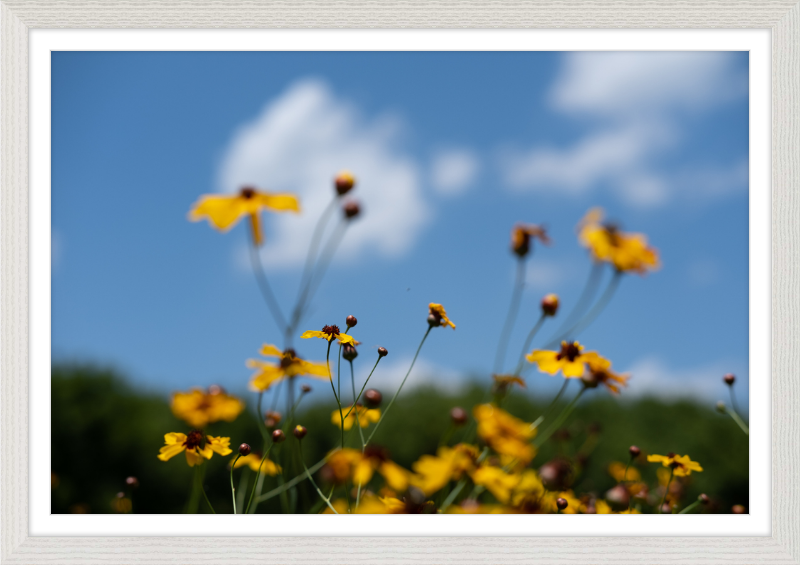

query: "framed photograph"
xmin=2 ymin=2 xmax=798 ymax=563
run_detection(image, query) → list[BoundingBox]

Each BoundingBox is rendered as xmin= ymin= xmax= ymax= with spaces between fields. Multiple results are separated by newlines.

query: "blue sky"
xmin=52 ymin=51 xmax=749 ymax=408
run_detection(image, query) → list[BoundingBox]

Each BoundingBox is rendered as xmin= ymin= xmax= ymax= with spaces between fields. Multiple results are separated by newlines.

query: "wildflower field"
xmin=51 ymin=173 xmax=749 ymax=515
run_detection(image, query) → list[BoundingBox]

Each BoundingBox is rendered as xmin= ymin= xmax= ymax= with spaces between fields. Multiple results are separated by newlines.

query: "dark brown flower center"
xmin=603 ymin=223 xmax=621 ymax=246
xmin=363 ymin=445 xmax=389 ymax=462
xmin=184 ymin=430 xmax=205 ymax=450
xmin=321 ymin=324 xmax=340 ymax=337
xmin=240 ymin=187 xmax=256 ymax=199
xmin=556 ymin=342 xmax=581 ymax=362
xmin=281 ymin=349 xmax=299 ymax=368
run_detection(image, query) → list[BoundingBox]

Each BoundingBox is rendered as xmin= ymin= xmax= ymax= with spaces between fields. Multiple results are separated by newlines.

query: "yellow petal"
xmin=380 ymin=461 xmax=410 ymax=492
xmin=260 ymin=344 xmax=283 ymax=358
xmin=561 ymin=360 xmax=586 ymax=378
xmin=297 ymin=359 xmax=330 ymax=378
xmin=188 ymin=194 xmax=248 ymax=231
xmin=163 ymin=432 xmax=187 ymax=445
xmin=157 ymin=442 xmax=186 ymax=462
xmin=353 ymin=459 xmax=375 ymax=486
xmin=185 ymin=448 xmax=205 ymax=467
xmin=248 ymin=212 xmax=263 ymax=246
xmin=301 ymin=331 xmax=326 ymax=340
xmin=257 ymin=192 xmax=301 ymax=213
xmin=206 ymin=436 xmax=232 ymax=456
xmin=337 ymin=334 xmax=356 ymax=346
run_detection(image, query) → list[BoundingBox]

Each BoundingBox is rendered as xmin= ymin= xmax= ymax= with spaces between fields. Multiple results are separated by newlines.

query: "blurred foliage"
xmin=52 ymin=364 xmax=748 ymax=514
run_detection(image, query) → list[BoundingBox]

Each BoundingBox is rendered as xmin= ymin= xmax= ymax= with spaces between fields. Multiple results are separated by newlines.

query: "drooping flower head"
xmin=247 ymin=344 xmax=329 ymax=392
xmin=473 ymin=404 xmax=536 ymax=464
xmin=491 ymin=374 xmax=526 ymax=396
xmin=511 ymin=223 xmax=551 ymax=257
xmin=331 ymin=404 xmax=381 ymax=430
xmin=157 ymin=431 xmax=232 ymax=467
xmin=581 ymin=358 xmax=630 ymax=394
xmin=301 ymin=324 xmax=357 ymax=345
xmin=428 ymin=303 xmax=456 ymax=329
xmin=188 ymin=186 xmax=300 ymax=246
xmin=229 ymin=452 xmax=282 ymax=476
xmin=170 ymin=387 xmax=245 ymax=429
xmin=526 ymin=341 xmax=610 ymax=378
xmin=577 ymin=208 xmax=659 ymax=274
xmin=647 ymin=453 xmax=703 ymax=477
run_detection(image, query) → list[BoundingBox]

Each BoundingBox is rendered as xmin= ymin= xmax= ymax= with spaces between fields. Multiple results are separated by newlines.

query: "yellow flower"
xmin=582 ymin=359 xmax=630 ymax=394
xmin=473 ymin=404 xmax=536 ymax=464
xmin=410 ymin=444 xmax=480 ymax=496
xmin=510 ymin=223 xmax=551 ymax=257
xmin=618 ymin=508 xmax=642 ymax=514
xmin=471 ymin=466 xmax=521 ymax=504
xmin=526 ymin=341 xmax=610 ymax=378
xmin=301 ymin=324 xmax=356 ymax=345
xmin=170 ymin=387 xmax=245 ymax=429
xmin=331 ymin=405 xmax=381 ymax=430
xmin=578 ymin=207 xmax=659 ymax=274
xmin=447 ymin=502 xmax=510 ymax=514
xmin=608 ymin=461 xmax=641 ymax=483
xmin=325 ymin=447 xmax=410 ymax=492
xmin=157 ymin=431 xmax=232 ymax=466
xmin=188 ymin=186 xmax=300 ymax=246
xmin=247 ymin=344 xmax=329 ymax=392
xmin=230 ymin=452 xmax=282 ymax=476
xmin=323 ymin=495 xmax=418 ymax=514
xmin=428 ymin=303 xmax=456 ymax=329
xmin=647 ymin=453 xmax=703 ymax=477
xmin=492 ymin=374 xmax=526 ymax=394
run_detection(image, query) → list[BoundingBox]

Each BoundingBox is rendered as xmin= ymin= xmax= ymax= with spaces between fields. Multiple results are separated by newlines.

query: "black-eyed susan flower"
xmin=246 ymin=344 xmax=329 ymax=392
xmin=157 ymin=430 xmax=232 ymax=466
xmin=428 ymin=303 xmax=456 ymax=329
xmin=410 ymin=443 xmax=479 ymax=496
xmin=324 ymin=446 xmax=410 ymax=492
xmin=229 ymin=452 xmax=282 ymax=476
xmin=511 ymin=223 xmax=551 ymax=257
xmin=301 ymin=324 xmax=356 ymax=345
xmin=188 ymin=186 xmax=300 ymax=246
xmin=473 ymin=404 xmax=536 ymax=464
xmin=170 ymin=387 xmax=245 ymax=429
xmin=582 ymin=358 xmax=630 ymax=394
xmin=647 ymin=453 xmax=703 ymax=477
xmin=577 ymin=207 xmax=659 ymax=274
xmin=526 ymin=341 xmax=610 ymax=379
xmin=331 ymin=404 xmax=381 ymax=430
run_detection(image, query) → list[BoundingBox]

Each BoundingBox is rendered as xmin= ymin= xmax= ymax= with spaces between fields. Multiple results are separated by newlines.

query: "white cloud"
xmin=621 ymin=356 xmax=747 ymax=406
xmin=219 ymin=79 xmax=431 ymax=269
xmin=525 ymin=258 xmax=574 ymax=291
xmin=369 ymin=356 xmax=466 ymax=394
xmin=500 ymin=52 xmax=748 ymax=208
xmin=430 ymin=149 xmax=479 ymax=195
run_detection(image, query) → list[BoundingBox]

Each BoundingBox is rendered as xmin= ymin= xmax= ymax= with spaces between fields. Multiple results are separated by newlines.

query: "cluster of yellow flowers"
xmin=151 ymin=170 xmax=739 ymax=516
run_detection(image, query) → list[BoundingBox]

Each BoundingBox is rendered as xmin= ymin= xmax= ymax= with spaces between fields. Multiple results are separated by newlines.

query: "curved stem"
xmin=659 ymin=469 xmax=674 ymax=513
xmin=343 ymin=355 xmax=382 ymax=420
xmin=544 ymin=270 xmax=622 ymax=349
xmin=229 ymin=454 xmax=242 ymax=514
xmin=513 ymin=314 xmax=546 ymax=376
xmin=255 ymin=454 xmax=331 ymax=504
xmin=494 ymin=258 xmax=526 ymax=374
xmin=364 ymin=326 xmax=432 ymax=448
xmin=248 ymin=243 xmax=287 ymax=334
xmin=299 ymin=441 xmax=338 ymax=514
xmin=533 ymin=387 xmax=584 ymax=448
xmin=535 ymin=379 xmax=570 ymax=426
xmin=197 ymin=466 xmax=215 ymax=514
xmin=244 ymin=443 xmax=274 ymax=514
xmin=350 ymin=360 xmax=366 ymax=449
xmin=678 ymin=500 xmax=702 ymax=514
xmin=728 ymin=410 xmax=750 ymax=435
xmin=544 ymin=262 xmax=603 ymax=345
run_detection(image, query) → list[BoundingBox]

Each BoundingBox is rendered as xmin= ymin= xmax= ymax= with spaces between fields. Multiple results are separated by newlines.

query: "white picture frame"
xmin=2 ymin=2 xmax=798 ymax=563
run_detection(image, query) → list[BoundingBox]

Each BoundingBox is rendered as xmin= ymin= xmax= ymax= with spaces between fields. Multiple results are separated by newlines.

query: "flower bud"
xmin=556 ymin=497 xmax=569 ymax=511
xmin=346 ymin=315 xmax=358 ymax=327
xmin=699 ymin=493 xmax=710 ymax=505
xmin=364 ymin=389 xmax=382 ymax=408
xmin=293 ymin=425 xmax=308 ymax=440
xmin=541 ymin=294 xmax=559 ymax=317
xmin=732 ymin=504 xmax=746 ymax=514
xmin=301 ymin=384 xmax=312 ymax=394
xmin=377 ymin=346 xmax=388 ymax=358
xmin=716 ymin=401 xmax=727 ymax=414
xmin=660 ymin=503 xmax=673 ymax=514
xmin=125 ymin=476 xmax=139 ymax=488
xmin=343 ymin=201 xmax=360 ymax=219
xmin=238 ymin=443 xmax=251 ymax=456
xmin=271 ymin=429 xmax=286 ymax=443
xmin=335 ymin=171 xmax=356 ymax=196
xmin=723 ymin=373 xmax=736 ymax=386
xmin=450 ymin=406 xmax=468 ymax=426
xmin=342 ymin=343 xmax=358 ymax=361
xmin=605 ymin=484 xmax=630 ymax=508
xmin=628 ymin=445 xmax=641 ymax=458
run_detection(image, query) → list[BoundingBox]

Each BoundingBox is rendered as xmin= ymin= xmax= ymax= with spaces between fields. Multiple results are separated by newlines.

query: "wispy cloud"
xmin=430 ymin=149 xmax=480 ymax=196
xmin=219 ymin=79 xmax=432 ymax=269
xmin=499 ymin=52 xmax=748 ymax=208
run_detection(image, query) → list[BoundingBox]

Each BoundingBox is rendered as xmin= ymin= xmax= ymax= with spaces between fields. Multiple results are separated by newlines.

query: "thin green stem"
xmin=533 ymin=387 xmax=585 ymax=448
xmin=350 ymin=360 xmax=367 ymax=449
xmin=440 ymin=479 xmax=468 ymax=512
xmin=248 ymin=242 xmax=288 ymax=334
xmin=544 ymin=262 xmax=603 ymax=346
xmin=244 ymin=444 xmax=275 ymax=514
xmin=659 ymin=469 xmax=674 ymax=513
xmin=513 ymin=314 xmax=547 ymax=376
xmin=301 ymin=222 xmax=348 ymax=317
xmin=235 ymin=468 xmax=249 ymax=511
xmin=728 ymin=410 xmax=750 ymax=435
xmin=494 ymin=257 xmax=527 ymax=374
xmin=364 ymin=326 xmax=432 ymax=448
xmin=255 ymin=454 xmax=331 ymax=504
xmin=197 ymin=466 xmax=215 ymax=514
xmin=299 ymin=441 xmax=338 ymax=514
xmin=343 ymin=356 xmax=382 ymax=420
xmin=535 ymin=379 xmax=570 ymax=425
xmin=230 ymin=454 xmax=242 ymax=514
xmin=678 ymin=500 xmax=702 ymax=514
